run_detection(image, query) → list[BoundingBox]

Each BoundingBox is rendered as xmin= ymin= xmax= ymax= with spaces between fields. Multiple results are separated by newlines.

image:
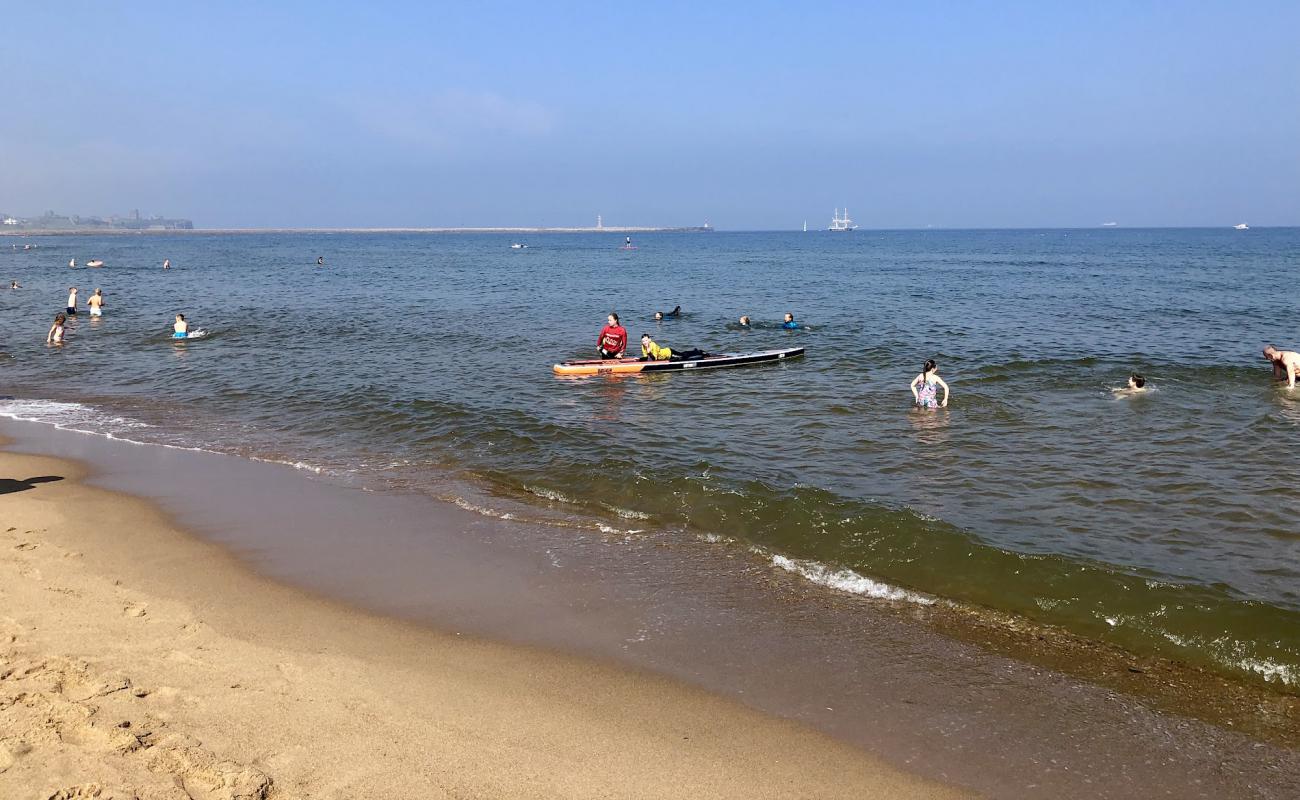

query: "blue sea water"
xmin=1 ymin=227 xmax=1298 ymax=689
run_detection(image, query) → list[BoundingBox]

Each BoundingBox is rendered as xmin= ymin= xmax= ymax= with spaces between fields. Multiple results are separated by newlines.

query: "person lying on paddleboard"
xmin=782 ymin=312 xmax=800 ymax=330
xmin=910 ymin=359 xmax=950 ymax=409
xmin=639 ymin=334 xmax=707 ymax=362
xmin=597 ymin=313 xmax=628 ymax=359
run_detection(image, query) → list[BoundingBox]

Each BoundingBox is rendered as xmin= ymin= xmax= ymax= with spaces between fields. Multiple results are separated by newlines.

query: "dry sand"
xmin=0 ymin=448 xmax=970 ymax=800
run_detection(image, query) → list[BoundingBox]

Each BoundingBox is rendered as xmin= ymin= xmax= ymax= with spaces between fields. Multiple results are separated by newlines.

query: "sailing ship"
xmin=1233 ymin=223 xmax=1249 ymax=230
xmin=829 ymin=208 xmax=858 ymax=232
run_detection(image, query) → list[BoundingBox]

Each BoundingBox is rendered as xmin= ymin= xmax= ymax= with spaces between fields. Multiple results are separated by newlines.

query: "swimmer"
xmin=910 ymin=359 xmax=950 ymax=409
xmin=317 ymin=256 xmax=325 ymax=266
xmin=47 ymin=313 xmax=66 ymax=344
xmin=597 ymin=313 xmax=628 ymax=359
xmin=66 ymin=287 xmax=78 ymax=316
xmin=173 ymin=313 xmax=189 ymax=339
xmin=654 ymin=311 xmax=663 ymax=321
xmin=163 ymin=258 xmax=171 ymax=270
xmin=9 ymin=280 xmax=19 ymax=290
xmin=639 ymin=334 xmax=706 ymax=362
xmin=738 ymin=315 xmax=751 ymax=327
xmin=781 ymin=312 xmax=800 ymax=330
xmin=69 ymin=258 xmax=76 ymax=268
xmin=1116 ymin=373 xmax=1148 ymax=393
xmin=87 ymin=288 xmax=105 ymax=317
xmin=1263 ymin=345 xmax=1300 ymax=389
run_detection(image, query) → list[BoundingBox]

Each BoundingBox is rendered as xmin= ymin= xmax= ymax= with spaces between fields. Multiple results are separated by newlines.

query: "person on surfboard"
xmin=597 ymin=313 xmax=628 ymax=359
xmin=639 ymin=334 xmax=706 ymax=363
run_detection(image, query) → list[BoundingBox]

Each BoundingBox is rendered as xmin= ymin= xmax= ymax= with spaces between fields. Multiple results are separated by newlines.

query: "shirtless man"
xmin=87 ymin=288 xmax=105 ymax=317
xmin=1263 ymin=345 xmax=1300 ymax=388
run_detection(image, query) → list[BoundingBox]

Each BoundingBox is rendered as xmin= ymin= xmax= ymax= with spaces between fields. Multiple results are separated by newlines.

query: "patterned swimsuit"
xmin=916 ymin=377 xmax=939 ymax=408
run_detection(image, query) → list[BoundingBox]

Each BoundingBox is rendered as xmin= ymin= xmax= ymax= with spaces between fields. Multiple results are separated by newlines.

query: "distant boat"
xmin=1234 ymin=223 xmax=1249 ymax=230
xmin=510 ymin=243 xmax=528 ymax=249
xmin=1102 ymin=222 xmax=1118 ymax=227
xmin=829 ymin=208 xmax=858 ymax=232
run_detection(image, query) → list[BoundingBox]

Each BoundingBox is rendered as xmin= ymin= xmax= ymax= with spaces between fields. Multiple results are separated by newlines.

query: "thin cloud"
xmin=343 ymin=89 xmax=557 ymax=153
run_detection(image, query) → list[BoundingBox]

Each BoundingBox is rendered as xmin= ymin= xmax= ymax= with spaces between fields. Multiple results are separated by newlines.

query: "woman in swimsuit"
xmin=910 ymin=359 xmax=949 ymax=409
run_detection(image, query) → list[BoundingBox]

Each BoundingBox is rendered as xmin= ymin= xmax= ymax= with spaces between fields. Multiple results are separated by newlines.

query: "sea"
xmin=2 ymin=228 xmax=1298 ymax=692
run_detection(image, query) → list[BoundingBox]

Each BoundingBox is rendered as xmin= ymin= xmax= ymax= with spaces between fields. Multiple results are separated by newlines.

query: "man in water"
xmin=317 ymin=256 xmax=325 ymax=265
xmin=87 ymin=288 xmax=105 ymax=317
xmin=782 ymin=312 xmax=800 ymax=329
xmin=9 ymin=280 xmax=19 ymax=290
xmin=163 ymin=259 xmax=171 ymax=270
xmin=66 ymin=287 xmax=78 ymax=316
xmin=597 ymin=313 xmax=628 ymax=359
xmin=738 ymin=315 xmax=751 ymax=327
xmin=1263 ymin=345 xmax=1300 ymax=388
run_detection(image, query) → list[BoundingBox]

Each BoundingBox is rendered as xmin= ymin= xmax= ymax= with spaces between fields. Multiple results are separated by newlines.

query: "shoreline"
xmin=3 ymin=419 xmax=1298 ymax=798
xmin=0 ymin=440 xmax=964 ymax=799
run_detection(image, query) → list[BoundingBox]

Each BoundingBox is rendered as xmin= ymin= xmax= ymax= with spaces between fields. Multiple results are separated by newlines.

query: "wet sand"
xmin=0 ymin=444 xmax=965 ymax=799
xmin=3 ymin=420 xmax=1299 ymax=798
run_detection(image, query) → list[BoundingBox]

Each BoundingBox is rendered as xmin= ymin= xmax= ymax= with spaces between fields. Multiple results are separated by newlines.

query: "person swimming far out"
xmin=163 ymin=258 xmax=171 ymax=270
xmin=1263 ymin=345 xmax=1300 ymax=389
xmin=317 ymin=256 xmax=325 ymax=266
xmin=738 ymin=315 xmax=751 ymax=327
xmin=597 ymin=313 xmax=628 ymax=359
xmin=782 ymin=312 xmax=800 ymax=329
xmin=653 ymin=306 xmax=682 ymax=321
xmin=910 ymin=359 xmax=950 ymax=409
xmin=639 ymin=333 xmax=707 ymax=362
xmin=46 ymin=312 xmax=66 ymax=344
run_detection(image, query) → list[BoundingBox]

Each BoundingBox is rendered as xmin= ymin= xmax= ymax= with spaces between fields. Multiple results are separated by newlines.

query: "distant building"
xmin=2 ymin=217 xmax=18 ymax=226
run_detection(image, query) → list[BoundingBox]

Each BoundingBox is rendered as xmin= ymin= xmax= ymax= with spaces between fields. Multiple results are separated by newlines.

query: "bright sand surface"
xmin=0 ymin=447 xmax=971 ymax=799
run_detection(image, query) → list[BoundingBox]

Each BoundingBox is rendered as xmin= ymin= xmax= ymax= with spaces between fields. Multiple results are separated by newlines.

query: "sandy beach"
xmin=0 ymin=445 xmax=969 ymax=799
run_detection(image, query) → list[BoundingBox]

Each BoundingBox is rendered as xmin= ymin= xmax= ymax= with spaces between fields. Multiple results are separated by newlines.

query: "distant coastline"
xmin=1 ymin=224 xmax=715 ymax=236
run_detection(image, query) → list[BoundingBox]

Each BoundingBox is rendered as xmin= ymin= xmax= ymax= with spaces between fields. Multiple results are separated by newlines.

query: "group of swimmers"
xmin=41 ymin=283 xmax=193 ymax=344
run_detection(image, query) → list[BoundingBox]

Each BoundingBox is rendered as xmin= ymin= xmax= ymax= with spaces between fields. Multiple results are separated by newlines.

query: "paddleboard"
xmin=554 ymin=347 xmax=804 ymax=376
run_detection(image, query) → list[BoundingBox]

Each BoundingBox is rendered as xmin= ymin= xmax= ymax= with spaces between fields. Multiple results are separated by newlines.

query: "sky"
xmin=1 ymin=1 xmax=1297 ymax=229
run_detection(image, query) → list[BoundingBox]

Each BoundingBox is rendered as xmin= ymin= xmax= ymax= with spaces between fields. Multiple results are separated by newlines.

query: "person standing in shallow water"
xmin=910 ymin=359 xmax=949 ymax=409
xmin=1263 ymin=345 xmax=1300 ymax=389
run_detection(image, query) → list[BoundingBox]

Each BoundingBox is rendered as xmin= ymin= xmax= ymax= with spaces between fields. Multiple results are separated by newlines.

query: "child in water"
xmin=173 ymin=314 xmax=189 ymax=338
xmin=910 ymin=359 xmax=950 ymax=408
xmin=782 ymin=312 xmax=800 ymax=329
xmin=47 ymin=313 xmax=66 ymax=344
xmin=1113 ymin=373 xmax=1149 ymax=394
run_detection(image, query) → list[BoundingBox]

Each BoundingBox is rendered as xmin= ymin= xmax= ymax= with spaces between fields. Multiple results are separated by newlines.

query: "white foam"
xmin=525 ymin=485 xmax=578 ymax=505
xmin=1236 ymin=658 xmax=1298 ymax=686
xmin=771 ymin=554 xmax=935 ymax=605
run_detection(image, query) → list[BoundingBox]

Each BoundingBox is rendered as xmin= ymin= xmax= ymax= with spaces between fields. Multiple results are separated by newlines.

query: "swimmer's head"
xmin=784 ymin=312 xmax=794 ymax=323
xmin=1129 ymin=373 xmax=1146 ymax=389
xmin=739 ymin=315 xmax=750 ymax=326
xmin=654 ymin=311 xmax=663 ymax=320
xmin=1264 ymin=345 xmax=1280 ymax=360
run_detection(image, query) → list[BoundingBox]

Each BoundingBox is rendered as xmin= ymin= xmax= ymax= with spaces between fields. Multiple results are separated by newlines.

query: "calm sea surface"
xmin=2 ymin=229 xmax=1298 ymax=688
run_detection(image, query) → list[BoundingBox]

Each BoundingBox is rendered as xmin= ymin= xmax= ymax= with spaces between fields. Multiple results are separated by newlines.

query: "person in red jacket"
xmin=595 ymin=313 xmax=626 ymax=359
xmin=597 ymin=313 xmax=628 ymax=359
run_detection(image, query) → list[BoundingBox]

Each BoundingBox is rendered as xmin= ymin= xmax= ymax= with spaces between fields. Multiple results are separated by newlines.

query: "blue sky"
xmin=1 ymin=2 xmax=1296 ymax=229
